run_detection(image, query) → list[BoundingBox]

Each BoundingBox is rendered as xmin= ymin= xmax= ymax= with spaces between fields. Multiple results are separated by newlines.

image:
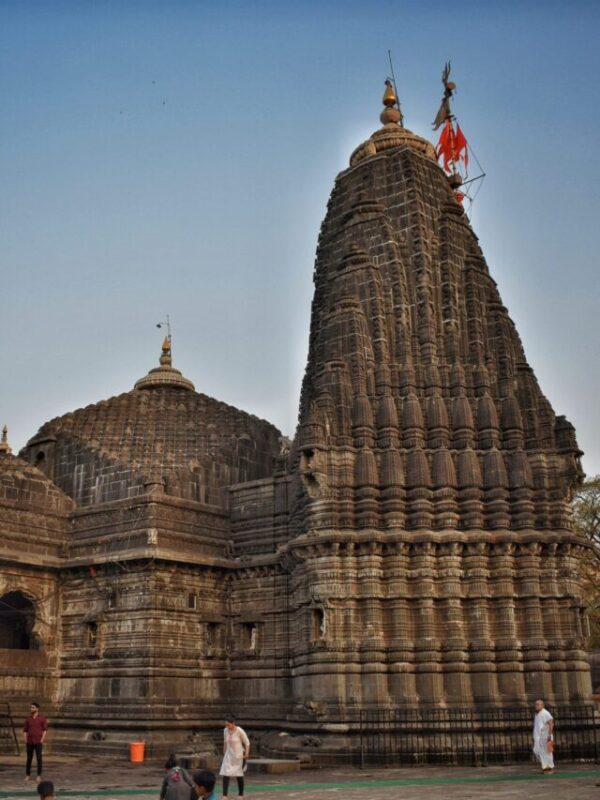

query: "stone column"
xmin=464 ymin=541 xmax=498 ymax=704
xmin=386 ymin=542 xmax=417 ymax=703
xmin=357 ymin=542 xmax=388 ymax=705
xmin=515 ymin=542 xmax=552 ymax=701
xmin=438 ymin=542 xmax=471 ymax=706
xmin=412 ymin=542 xmax=444 ymax=705
xmin=488 ymin=542 xmax=526 ymax=703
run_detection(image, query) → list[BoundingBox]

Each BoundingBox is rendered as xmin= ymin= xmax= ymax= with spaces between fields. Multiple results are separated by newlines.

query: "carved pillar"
xmin=354 ymin=448 xmax=379 ymax=529
xmin=386 ymin=542 xmax=416 ymax=703
xmin=464 ymin=541 xmax=498 ymax=704
xmin=438 ymin=542 xmax=471 ymax=705
xmin=515 ymin=542 xmax=552 ymax=700
xmin=539 ymin=542 xmax=569 ymax=702
xmin=456 ymin=449 xmax=484 ymax=529
xmin=488 ymin=542 xmax=526 ymax=702
xmin=431 ymin=448 xmax=459 ymax=530
xmin=482 ymin=449 xmax=511 ymax=529
xmin=358 ymin=543 xmax=388 ymax=704
xmin=405 ymin=449 xmax=433 ymax=530
xmin=379 ymin=449 xmax=406 ymax=529
xmin=412 ymin=542 xmax=444 ymax=705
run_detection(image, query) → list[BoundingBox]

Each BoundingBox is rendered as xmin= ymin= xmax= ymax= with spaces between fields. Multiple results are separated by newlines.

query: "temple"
xmin=0 ymin=81 xmax=593 ymax=759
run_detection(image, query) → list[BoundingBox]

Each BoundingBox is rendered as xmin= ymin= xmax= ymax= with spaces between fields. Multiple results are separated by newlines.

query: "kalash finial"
xmin=159 ymin=336 xmax=172 ymax=367
xmin=380 ymin=79 xmax=403 ymax=126
xmin=134 ymin=330 xmax=195 ymax=391
xmin=349 ymin=76 xmax=437 ymax=167
xmin=0 ymin=425 xmax=11 ymax=455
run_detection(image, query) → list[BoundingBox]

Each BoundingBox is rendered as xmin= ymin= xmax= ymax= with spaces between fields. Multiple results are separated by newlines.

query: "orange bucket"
xmin=129 ymin=742 xmax=145 ymax=763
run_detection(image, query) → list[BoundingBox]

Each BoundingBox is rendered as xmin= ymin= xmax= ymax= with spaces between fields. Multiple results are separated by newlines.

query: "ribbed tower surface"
xmin=293 ymin=106 xmax=583 ymax=536
xmin=282 ymin=86 xmax=591 ymax=711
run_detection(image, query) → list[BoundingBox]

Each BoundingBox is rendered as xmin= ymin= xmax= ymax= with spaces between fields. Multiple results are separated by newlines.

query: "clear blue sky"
xmin=1 ymin=1 xmax=599 ymax=476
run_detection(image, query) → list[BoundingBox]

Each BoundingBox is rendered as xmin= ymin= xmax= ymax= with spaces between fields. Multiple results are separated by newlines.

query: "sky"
xmin=1 ymin=0 xmax=599 ymax=475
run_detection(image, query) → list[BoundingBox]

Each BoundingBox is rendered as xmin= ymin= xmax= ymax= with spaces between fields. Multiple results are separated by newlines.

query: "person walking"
xmin=160 ymin=754 xmax=194 ymax=800
xmin=24 ymin=702 xmax=48 ymax=782
xmin=533 ymin=698 xmax=554 ymax=773
xmin=219 ymin=715 xmax=249 ymax=799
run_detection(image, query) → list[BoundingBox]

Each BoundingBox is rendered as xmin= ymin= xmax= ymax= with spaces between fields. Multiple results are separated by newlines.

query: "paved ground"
xmin=1 ymin=756 xmax=599 ymax=800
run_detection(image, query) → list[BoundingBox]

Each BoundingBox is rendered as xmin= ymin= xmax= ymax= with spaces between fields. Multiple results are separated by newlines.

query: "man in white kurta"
xmin=533 ymin=699 xmax=554 ymax=772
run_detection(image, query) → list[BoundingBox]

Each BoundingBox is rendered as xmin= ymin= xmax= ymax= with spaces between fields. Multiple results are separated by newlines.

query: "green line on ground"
xmin=2 ymin=770 xmax=600 ymax=798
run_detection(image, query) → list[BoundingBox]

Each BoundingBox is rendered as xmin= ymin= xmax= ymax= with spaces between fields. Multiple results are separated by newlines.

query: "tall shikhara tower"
xmin=284 ymin=82 xmax=591 ymax=712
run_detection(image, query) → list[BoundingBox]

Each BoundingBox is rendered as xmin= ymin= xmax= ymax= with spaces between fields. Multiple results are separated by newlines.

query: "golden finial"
xmin=0 ymin=425 xmax=11 ymax=454
xmin=159 ymin=336 xmax=172 ymax=367
xmin=380 ymin=79 xmax=403 ymax=126
xmin=383 ymin=80 xmax=397 ymax=107
xmin=349 ymin=77 xmax=437 ymax=167
xmin=134 ymin=331 xmax=194 ymax=391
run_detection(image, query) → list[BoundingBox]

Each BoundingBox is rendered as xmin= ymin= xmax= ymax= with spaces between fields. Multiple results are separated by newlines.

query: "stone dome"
xmin=23 ymin=345 xmax=282 ymax=507
xmin=0 ymin=449 xmax=74 ymax=515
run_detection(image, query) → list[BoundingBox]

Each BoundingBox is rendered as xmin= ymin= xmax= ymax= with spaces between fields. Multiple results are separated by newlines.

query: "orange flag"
xmin=454 ymin=125 xmax=468 ymax=168
xmin=436 ymin=120 xmax=454 ymax=172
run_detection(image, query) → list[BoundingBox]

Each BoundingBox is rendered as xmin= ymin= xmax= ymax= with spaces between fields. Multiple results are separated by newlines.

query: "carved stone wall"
xmin=0 ymin=452 xmax=71 ymax=719
xmin=280 ymin=534 xmax=590 ymax=713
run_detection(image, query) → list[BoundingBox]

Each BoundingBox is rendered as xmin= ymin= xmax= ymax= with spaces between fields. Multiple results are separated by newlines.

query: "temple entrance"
xmin=0 ymin=591 xmax=36 ymax=649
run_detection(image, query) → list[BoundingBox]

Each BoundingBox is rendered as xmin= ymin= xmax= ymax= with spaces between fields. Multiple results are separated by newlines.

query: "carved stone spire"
xmin=287 ymin=80 xmax=591 ymax=713
xmin=294 ymin=82 xmax=583 ymax=537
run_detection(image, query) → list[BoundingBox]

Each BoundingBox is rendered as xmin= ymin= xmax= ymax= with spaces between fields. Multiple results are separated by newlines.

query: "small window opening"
xmin=241 ymin=622 xmax=258 ymax=653
xmin=107 ymin=590 xmax=118 ymax=610
xmin=206 ymin=622 xmax=221 ymax=648
xmin=35 ymin=451 xmax=46 ymax=467
xmin=301 ymin=449 xmax=315 ymax=469
xmin=0 ymin=591 xmax=36 ymax=650
xmin=300 ymin=448 xmax=320 ymax=496
xmin=312 ymin=608 xmax=326 ymax=641
xmin=86 ymin=621 xmax=98 ymax=648
xmin=188 ymin=593 xmax=197 ymax=610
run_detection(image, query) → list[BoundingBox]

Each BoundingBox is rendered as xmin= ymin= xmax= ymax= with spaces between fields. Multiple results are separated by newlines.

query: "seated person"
xmin=161 ymin=754 xmax=193 ymax=800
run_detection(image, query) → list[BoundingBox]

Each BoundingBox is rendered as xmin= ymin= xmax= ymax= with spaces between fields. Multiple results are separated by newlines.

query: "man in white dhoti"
xmin=533 ymin=698 xmax=554 ymax=772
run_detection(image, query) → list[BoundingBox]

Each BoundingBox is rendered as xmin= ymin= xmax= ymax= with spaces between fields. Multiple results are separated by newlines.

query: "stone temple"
xmin=0 ymin=83 xmax=594 ymax=758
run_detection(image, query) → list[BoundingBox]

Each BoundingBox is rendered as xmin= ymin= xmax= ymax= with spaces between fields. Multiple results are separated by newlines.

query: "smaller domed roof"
xmin=0 ymin=448 xmax=74 ymax=515
xmin=134 ymin=337 xmax=195 ymax=391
